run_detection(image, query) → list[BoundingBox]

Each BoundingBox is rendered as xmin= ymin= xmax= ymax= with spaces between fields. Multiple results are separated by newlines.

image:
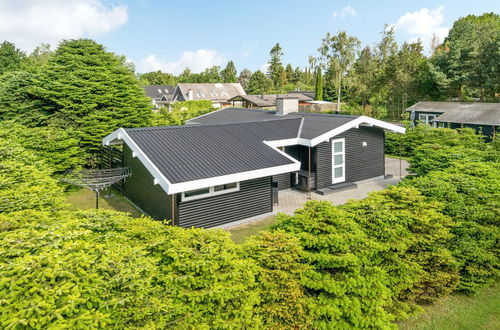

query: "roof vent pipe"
xmin=276 ymin=97 xmax=299 ymax=116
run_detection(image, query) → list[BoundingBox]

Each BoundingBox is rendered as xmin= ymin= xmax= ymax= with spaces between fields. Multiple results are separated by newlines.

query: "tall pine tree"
xmin=30 ymin=39 xmax=152 ymax=163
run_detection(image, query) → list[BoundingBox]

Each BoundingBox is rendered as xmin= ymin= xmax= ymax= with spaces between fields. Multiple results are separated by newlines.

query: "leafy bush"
xmin=408 ymin=144 xmax=498 ymax=176
xmin=344 ymin=186 xmax=459 ymax=311
xmin=401 ymin=162 xmax=500 ymax=293
xmin=0 ymin=138 xmax=65 ymax=213
xmin=274 ymin=201 xmax=394 ymax=328
xmin=150 ymin=227 xmax=260 ymax=328
xmin=0 ymin=122 xmax=85 ymax=173
xmin=152 ymin=100 xmax=215 ymax=126
xmin=242 ymin=231 xmax=312 ymax=328
xmin=385 ymin=124 xmax=486 ymax=157
xmin=0 ymin=210 xmax=262 ymax=328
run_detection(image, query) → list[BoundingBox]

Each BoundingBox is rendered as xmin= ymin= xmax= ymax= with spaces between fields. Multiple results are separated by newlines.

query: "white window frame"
xmin=181 ymin=182 xmax=240 ymax=202
xmin=418 ymin=113 xmax=437 ymax=127
xmin=331 ymin=138 xmax=346 ymax=184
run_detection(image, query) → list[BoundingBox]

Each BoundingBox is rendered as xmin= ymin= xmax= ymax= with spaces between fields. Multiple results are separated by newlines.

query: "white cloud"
xmin=0 ymin=0 xmax=128 ymax=52
xmin=332 ymin=6 xmax=357 ymax=19
xmin=241 ymin=41 xmax=258 ymax=59
xmin=138 ymin=50 xmax=226 ymax=74
xmin=391 ymin=6 xmax=449 ymax=51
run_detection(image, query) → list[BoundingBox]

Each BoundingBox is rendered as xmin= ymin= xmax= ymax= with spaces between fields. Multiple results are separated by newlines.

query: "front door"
xmin=332 ymin=138 xmax=345 ymax=184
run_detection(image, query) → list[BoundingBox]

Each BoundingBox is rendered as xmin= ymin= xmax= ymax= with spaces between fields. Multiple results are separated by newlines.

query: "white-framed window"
xmin=418 ymin=113 xmax=437 ymax=126
xmin=331 ymin=138 xmax=345 ymax=184
xmin=181 ymin=182 xmax=240 ymax=202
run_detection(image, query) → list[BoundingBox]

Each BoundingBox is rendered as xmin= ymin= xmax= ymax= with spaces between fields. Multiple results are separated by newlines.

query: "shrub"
xmin=150 ymin=227 xmax=260 ymax=328
xmin=344 ymin=186 xmax=459 ymax=311
xmin=152 ymin=100 xmax=215 ymax=126
xmin=401 ymin=162 xmax=500 ymax=293
xmin=242 ymin=231 xmax=312 ymax=328
xmin=408 ymin=144 xmax=498 ymax=176
xmin=274 ymin=201 xmax=394 ymax=328
xmin=0 ymin=138 xmax=65 ymax=213
xmin=385 ymin=125 xmax=486 ymax=157
xmin=0 ymin=210 xmax=262 ymax=328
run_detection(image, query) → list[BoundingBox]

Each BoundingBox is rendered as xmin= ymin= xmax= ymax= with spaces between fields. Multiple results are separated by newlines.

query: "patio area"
xmin=225 ymin=157 xmax=409 ymax=233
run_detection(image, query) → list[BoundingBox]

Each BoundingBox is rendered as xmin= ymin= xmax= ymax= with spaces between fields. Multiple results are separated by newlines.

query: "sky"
xmin=0 ymin=0 xmax=498 ymax=74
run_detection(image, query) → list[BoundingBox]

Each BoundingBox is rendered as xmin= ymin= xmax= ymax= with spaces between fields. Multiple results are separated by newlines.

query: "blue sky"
xmin=0 ymin=0 xmax=498 ymax=73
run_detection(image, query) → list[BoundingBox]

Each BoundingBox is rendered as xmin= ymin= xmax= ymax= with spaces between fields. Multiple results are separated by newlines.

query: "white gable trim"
xmin=103 ymin=129 xmax=172 ymax=193
xmin=102 ymin=129 xmax=301 ymax=195
xmin=309 ymin=116 xmax=405 ymax=147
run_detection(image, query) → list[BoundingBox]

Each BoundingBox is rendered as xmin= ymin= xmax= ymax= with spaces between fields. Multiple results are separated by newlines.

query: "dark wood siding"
xmin=177 ymin=177 xmax=272 ymax=228
xmin=315 ymin=127 xmax=385 ymax=189
xmin=122 ymin=145 xmax=173 ymax=221
xmin=272 ymin=173 xmax=292 ymax=191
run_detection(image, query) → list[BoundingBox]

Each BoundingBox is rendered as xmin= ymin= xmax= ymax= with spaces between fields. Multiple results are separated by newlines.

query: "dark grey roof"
xmin=228 ymin=93 xmax=313 ymax=107
xmin=406 ymin=101 xmax=500 ymax=125
xmin=143 ymin=85 xmax=175 ymax=99
xmin=125 ymin=118 xmax=301 ymax=183
xmin=187 ymin=108 xmax=359 ymax=140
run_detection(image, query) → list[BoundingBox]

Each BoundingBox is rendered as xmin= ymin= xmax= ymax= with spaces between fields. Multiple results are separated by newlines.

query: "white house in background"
xmin=171 ymin=83 xmax=246 ymax=108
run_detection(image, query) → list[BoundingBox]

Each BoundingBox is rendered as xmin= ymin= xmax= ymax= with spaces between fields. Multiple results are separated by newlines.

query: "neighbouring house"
xmin=102 ymin=98 xmax=404 ymax=228
xmin=171 ymin=83 xmax=245 ymax=108
xmin=143 ymin=85 xmax=175 ymax=109
xmin=228 ymin=93 xmax=313 ymax=109
xmin=406 ymin=101 xmax=500 ymax=138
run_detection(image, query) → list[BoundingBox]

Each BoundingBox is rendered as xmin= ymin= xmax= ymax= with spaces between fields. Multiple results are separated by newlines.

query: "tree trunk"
xmin=337 ymin=73 xmax=341 ymax=112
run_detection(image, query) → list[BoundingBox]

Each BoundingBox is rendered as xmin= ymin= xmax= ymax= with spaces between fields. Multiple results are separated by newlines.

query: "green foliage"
xmin=314 ymin=67 xmax=323 ymax=101
xmin=408 ymin=144 xmax=498 ymax=176
xmin=246 ymin=70 xmax=272 ymax=95
xmin=242 ymin=231 xmax=312 ymax=328
xmin=0 ymin=122 xmax=85 ymax=173
xmin=385 ymin=124 xmax=486 ymax=158
xmin=0 ymin=70 xmax=48 ymax=125
xmin=152 ymin=100 xmax=215 ymax=126
xmin=29 ymin=39 xmax=153 ymax=160
xmin=238 ymin=68 xmax=253 ymax=90
xmin=220 ymin=60 xmax=238 ymax=83
xmin=177 ymin=66 xmax=222 ymax=83
xmin=0 ymin=41 xmax=25 ymax=75
xmin=267 ymin=43 xmax=285 ymax=89
xmin=344 ymin=187 xmax=459 ymax=312
xmin=274 ymin=201 xmax=394 ymax=328
xmin=401 ymin=162 xmax=500 ymax=293
xmin=0 ymin=137 xmax=65 ymax=213
xmin=139 ymin=70 xmax=176 ymax=85
xmin=433 ymin=13 xmax=500 ymax=99
xmin=151 ymin=227 xmax=260 ymax=328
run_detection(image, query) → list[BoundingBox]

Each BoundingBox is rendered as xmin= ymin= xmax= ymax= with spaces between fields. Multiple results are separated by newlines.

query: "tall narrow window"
xmin=332 ymin=138 xmax=345 ymax=184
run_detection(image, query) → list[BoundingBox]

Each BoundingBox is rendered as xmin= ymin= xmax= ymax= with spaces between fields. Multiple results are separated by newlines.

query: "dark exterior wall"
xmin=122 ymin=145 xmax=173 ymax=221
xmin=315 ymin=127 xmax=385 ymax=188
xmin=438 ymin=122 xmax=496 ymax=139
xmin=412 ymin=111 xmax=444 ymax=125
xmin=272 ymin=173 xmax=292 ymax=191
xmin=177 ymin=177 xmax=272 ymax=228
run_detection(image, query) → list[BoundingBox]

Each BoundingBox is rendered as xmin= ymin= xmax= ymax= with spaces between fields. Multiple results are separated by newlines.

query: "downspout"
xmin=308 ymin=147 xmax=312 ymax=199
xmin=171 ymin=194 xmax=176 ymax=226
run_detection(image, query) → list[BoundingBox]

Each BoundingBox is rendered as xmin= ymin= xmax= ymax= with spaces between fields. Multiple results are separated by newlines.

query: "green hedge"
xmin=152 ymin=100 xmax=215 ymax=126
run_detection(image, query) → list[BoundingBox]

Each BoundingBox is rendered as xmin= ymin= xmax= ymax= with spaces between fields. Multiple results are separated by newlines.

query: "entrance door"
xmin=332 ymin=138 xmax=345 ymax=184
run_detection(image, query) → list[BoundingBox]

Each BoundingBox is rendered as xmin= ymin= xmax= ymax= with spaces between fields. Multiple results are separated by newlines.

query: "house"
xmin=143 ymin=85 xmax=175 ymax=109
xmin=102 ymin=98 xmax=405 ymax=228
xmin=171 ymin=83 xmax=245 ymax=108
xmin=406 ymin=101 xmax=500 ymax=138
xmin=228 ymin=93 xmax=313 ymax=109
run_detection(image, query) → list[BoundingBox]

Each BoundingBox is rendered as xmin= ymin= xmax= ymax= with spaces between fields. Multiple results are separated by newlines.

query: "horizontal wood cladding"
xmin=273 ymin=173 xmax=291 ymax=191
xmin=316 ymin=127 xmax=385 ymax=189
xmin=177 ymin=177 xmax=272 ymax=228
xmin=122 ymin=145 xmax=173 ymax=221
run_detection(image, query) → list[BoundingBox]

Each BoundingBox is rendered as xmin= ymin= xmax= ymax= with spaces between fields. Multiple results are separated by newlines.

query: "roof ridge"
xmin=124 ymin=117 xmax=303 ymax=132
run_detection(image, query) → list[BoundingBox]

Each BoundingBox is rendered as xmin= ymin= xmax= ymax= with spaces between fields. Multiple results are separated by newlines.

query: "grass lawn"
xmin=227 ymin=215 xmax=277 ymax=244
xmin=66 ymin=188 xmax=144 ymax=218
xmin=399 ymin=283 xmax=499 ymax=329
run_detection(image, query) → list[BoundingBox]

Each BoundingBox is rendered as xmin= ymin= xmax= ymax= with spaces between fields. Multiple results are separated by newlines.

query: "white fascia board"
xmin=264 ymin=138 xmax=299 ymax=148
xmin=102 ymin=128 xmax=172 ymax=193
xmin=309 ymin=116 xmax=405 ymax=147
xmin=167 ymin=162 xmax=300 ymax=194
